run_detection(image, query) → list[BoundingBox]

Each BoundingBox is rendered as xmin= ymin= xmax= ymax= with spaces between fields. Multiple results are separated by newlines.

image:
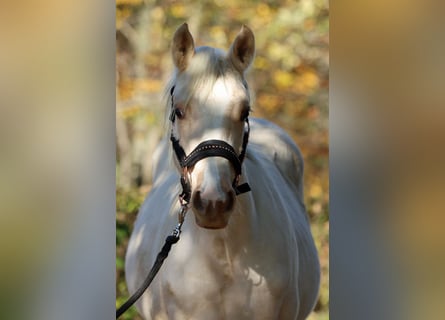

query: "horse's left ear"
xmin=228 ymin=25 xmax=255 ymax=73
xmin=172 ymin=23 xmax=195 ymax=71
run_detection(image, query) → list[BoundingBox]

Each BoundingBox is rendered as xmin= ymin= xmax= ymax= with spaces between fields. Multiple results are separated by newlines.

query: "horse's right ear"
xmin=172 ymin=23 xmax=195 ymax=71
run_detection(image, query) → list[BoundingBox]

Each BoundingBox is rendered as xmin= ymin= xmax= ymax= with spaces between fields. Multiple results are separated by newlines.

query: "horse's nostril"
xmin=224 ymin=191 xmax=235 ymax=212
xmin=192 ymin=190 xmax=205 ymax=212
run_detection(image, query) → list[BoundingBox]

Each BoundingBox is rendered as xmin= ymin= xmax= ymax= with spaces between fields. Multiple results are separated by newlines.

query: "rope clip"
xmin=171 ymin=198 xmax=189 ymax=238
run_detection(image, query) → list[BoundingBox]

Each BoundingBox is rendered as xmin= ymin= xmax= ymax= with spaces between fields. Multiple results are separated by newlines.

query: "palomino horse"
xmin=125 ymin=23 xmax=320 ymax=320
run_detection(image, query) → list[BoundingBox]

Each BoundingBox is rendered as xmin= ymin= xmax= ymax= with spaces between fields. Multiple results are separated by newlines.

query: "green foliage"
xmin=116 ymin=187 xmax=145 ymax=320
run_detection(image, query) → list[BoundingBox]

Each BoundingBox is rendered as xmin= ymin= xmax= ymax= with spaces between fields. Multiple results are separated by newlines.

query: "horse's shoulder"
xmin=248 ymin=118 xmax=304 ymax=197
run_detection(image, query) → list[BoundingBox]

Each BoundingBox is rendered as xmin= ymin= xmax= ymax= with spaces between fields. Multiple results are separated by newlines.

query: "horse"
xmin=125 ymin=23 xmax=320 ymax=320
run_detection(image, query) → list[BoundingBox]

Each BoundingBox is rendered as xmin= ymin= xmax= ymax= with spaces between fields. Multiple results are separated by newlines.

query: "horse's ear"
xmin=172 ymin=23 xmax=195 ymax=71
xmin=228 ymin=25 xmax=255 ymax=73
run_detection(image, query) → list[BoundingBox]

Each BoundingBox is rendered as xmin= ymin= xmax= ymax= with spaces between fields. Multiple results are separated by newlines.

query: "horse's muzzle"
xmin=191 ymin=189 xmax=235 ymax=229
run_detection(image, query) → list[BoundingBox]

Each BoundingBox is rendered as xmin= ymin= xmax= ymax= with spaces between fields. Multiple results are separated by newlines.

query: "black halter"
xmin=169 ymin=86 xmax=251 ymax=204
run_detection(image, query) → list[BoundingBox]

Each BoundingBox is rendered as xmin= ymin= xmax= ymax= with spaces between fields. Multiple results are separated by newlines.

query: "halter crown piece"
xmin=169 ymin=86 xmax=251 ymax=204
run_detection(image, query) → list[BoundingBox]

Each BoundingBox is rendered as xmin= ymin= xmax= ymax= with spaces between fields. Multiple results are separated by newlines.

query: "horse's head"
xmin=169 ymin=23 xmax=255 ymax=229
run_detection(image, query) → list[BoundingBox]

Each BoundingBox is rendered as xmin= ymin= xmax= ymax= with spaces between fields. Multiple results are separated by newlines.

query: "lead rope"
xmin=116 ymin=201 xmax=189 ymax=319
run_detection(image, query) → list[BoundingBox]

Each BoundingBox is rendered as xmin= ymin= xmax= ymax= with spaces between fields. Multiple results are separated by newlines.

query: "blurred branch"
xmin=118 ymin=20 xmax=138 ymax=46
xmin=116 ymin=103 xmax=132 ymax=190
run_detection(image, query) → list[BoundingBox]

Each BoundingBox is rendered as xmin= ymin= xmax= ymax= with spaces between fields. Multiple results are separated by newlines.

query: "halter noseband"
xmin=169 ymin=85 xmax=251 ymax=204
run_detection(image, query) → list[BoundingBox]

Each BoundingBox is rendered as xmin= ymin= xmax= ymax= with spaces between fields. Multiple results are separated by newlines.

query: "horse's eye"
xmin=175 ymin=108 xmax=185 ymax=120
xmin=173 ymin=103 xmax=186 ymax=120
xmin=240 ymin=107 xmax=250 ymax=121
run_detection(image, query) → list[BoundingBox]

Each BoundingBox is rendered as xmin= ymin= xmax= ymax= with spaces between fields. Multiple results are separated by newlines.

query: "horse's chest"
xmin=155 ymin=238 xmax=292 ymax=319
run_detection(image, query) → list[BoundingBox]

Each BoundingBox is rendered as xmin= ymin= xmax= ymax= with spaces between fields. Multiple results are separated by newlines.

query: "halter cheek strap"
xmin=169 ymin=86 xmax=251 ymax=202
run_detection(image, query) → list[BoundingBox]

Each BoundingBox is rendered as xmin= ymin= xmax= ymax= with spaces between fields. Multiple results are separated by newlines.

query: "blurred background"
xmin=116 ymin=0 xmax=329 ymax=319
